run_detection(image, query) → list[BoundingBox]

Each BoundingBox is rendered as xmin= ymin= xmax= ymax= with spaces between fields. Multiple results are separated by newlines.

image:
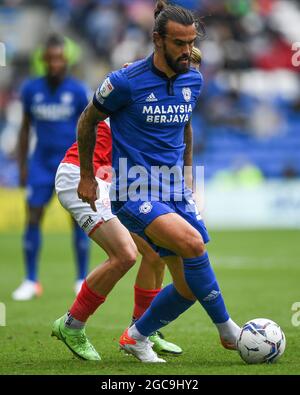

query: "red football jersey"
xmin=62 ymin=120 xmax=112 ymax=181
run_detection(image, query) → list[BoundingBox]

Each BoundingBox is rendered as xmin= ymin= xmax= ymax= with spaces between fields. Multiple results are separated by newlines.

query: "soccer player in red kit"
xmin=54 ymin=119 xmax=181 ymax=358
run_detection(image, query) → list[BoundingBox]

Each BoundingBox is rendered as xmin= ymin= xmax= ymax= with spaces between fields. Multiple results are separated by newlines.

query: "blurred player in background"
xmin=12 ymin=35 xmax=90 ymax=301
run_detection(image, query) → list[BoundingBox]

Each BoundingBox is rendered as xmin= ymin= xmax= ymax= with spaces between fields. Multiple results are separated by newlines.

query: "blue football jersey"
xmin=93 ymin=54 xmax=203 ymax=200
xmin=21 ymin=76 xmax=89 ymax=169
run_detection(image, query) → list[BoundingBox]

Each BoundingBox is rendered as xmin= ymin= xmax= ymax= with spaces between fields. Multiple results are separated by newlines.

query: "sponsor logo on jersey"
xmin=31 ymin=103 xmax=74 ymax=121
xmin=33 ymin=93 xmax=44 ymax=103
xmin=146 ymin=92 xmax=158 ymax=102
xmin=61 ymin=92 xmax=73 ymax=104
xmin=142 ymin=104 xmax=193 ymax=124
xmin=182 ymin=87 xmax=192 ymax=102
xmin=139 ymin=202 xmax=153 ymax=214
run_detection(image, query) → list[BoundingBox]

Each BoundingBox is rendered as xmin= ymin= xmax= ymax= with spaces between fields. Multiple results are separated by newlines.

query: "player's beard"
xmin=163 ymin=43 xmax=191 ymax=74
xmin=46 ymin=65 xmax=67 ymax=87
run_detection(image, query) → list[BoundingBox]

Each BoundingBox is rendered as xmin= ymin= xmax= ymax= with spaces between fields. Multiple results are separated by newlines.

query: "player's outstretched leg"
xmin=183 ymin=252 xmax=240 ymax=350
xmin=53 ymin=164 xmax=165 ymax=362
xmin=131 ymin=234 xmax=183 ymax=356
xmin=52 ymin=218 xmax=142 ymax=361
xmin=119 ymin=212 xmax=240 ymax=356
xmin=146 ymin=212 xmax=240 ymax=349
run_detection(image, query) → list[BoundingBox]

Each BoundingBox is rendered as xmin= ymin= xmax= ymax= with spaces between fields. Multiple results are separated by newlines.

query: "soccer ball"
xmin=237 ymin=318 xmax=286 ymax=364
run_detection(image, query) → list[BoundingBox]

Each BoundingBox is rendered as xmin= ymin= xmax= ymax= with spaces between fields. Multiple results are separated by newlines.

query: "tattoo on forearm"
xmin=77 ymin=105 xmax=99 ymax=177
xmin=184 ymin=122 xmax=193 ymax=167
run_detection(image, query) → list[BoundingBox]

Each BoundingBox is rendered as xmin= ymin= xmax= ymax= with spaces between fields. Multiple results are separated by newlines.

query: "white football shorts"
xmin=55 ymin=163 xmax=116 ymax=236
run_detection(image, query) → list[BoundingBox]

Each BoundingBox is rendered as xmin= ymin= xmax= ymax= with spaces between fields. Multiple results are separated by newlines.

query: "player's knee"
xmin=27 ymin=207 xmax=43 ymax=226
xmin=122 ymin=249 xmax=138 ymax=271
xmin=115 ymin=245 xmax=138 ymax=273
xmin=154 ymin=259 xmax=165 ymax=274
xmin=189 ymin=238 xmax=206 ymax=257
xmin=28 ymin=213 xmax=42 ymax=226
xmin=181 ymin=236 xmax=205 ymax=258
xmin=144 ymin=253 xmax=162 ymax=268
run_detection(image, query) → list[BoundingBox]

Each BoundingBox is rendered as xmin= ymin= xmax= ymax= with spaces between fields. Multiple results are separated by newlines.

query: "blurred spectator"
xmin=282 ymin=165 xmax=299 ymax=179
xmin=203 ymin=88 xmax=253 ymax=133
xmin=253 ymin=28 xmax=296 ymax=71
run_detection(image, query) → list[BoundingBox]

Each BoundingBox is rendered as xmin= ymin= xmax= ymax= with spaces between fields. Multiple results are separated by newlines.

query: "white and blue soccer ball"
xmin=237 ymin=318 xmax=286 ymax=364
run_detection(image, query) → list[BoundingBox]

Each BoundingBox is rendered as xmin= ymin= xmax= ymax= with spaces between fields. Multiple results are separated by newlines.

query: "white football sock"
xmin=215 ymin=318 xmax=241 ymax=341
xmin=128 ymin=324 xmax=147 ymax=341
xmin=64 ymin=312 xmax=85 ymax=330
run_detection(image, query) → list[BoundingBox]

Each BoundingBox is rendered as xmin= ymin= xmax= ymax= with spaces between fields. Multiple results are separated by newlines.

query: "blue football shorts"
xmin=111 ymin=190 xmax=210 ymax=258
xmin=26 ymin=156 xmax=59 ymax=207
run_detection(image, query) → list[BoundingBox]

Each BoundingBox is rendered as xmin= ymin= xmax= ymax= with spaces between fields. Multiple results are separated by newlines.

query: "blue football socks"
xmin=73 ymin=223 xmax=89 ymax=280
xmin=183 ymin=253 xmax=229 ymax=324
xmin=23 ymin=224 xmax=41 ymax=282
xmin=135 ymin=283 xmax=195 ymax=336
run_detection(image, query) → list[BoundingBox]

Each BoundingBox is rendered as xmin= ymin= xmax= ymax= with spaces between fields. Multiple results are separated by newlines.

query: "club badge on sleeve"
xmin=99 ymin=78 xmax=114 ymax=98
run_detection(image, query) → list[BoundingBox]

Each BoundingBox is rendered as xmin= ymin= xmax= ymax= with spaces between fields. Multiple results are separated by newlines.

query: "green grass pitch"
xmin=0 ymin=230 xmax=299 ymax=375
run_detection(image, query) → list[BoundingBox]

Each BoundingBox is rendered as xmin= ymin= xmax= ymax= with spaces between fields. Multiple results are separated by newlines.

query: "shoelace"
xmin=68 ymin=331 xmax=87 ymax=346
xmin=144 ymin=338 xmax=155 ymax=351
xmin=151 ymin=331 xmax=164 ymax=339
xmin=78 ymin=334 xmax=87 ymax=345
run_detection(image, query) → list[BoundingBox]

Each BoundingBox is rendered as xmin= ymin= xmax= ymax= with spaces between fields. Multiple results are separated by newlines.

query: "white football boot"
xmin=119 ymin=328 xmax=166 ymax=363
xmin=12 ymin=280 xmax=43 ymax=301
xmin=218 ymin=319 xmax=241 ymax=350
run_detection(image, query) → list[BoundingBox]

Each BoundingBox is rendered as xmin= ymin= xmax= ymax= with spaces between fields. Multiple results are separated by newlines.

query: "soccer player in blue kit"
xmin=50 ymin=48 xmax=201 ymax=362
xmin=75 ymin=1 xmax=241 ymax=362
xmin=12 ymin=35 xmax=90 ymax=300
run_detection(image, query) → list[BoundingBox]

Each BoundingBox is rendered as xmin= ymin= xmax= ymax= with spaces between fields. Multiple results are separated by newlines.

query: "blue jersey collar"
xmin=148 ymin=53 xmax=179 ymax=82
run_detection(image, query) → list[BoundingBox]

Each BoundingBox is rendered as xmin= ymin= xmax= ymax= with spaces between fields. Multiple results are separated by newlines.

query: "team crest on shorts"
xmin=139 ymin=202 xmax=153 ymax=214
xmin=182 ymin=87 xmax=192 ymax=102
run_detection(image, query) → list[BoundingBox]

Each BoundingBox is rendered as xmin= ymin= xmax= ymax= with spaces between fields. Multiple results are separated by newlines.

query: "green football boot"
xmin=51 ymin=315 xmax=101 ymax=361
xmin=149 ymin=331 xmax=182 ymax=356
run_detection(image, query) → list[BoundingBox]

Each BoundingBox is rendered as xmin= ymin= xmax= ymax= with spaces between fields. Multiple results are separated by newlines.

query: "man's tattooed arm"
xmin=77 ymin=102 xmax=108 ymax=211
xmin=78 ymin=102 xmax=107 ymax=177
xmin=184 ymin=118 xmax=193 ymax=191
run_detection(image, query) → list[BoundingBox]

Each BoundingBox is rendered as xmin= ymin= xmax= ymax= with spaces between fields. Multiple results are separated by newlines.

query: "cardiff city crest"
xmin=182 ymin=87 xmax=192 ymax=102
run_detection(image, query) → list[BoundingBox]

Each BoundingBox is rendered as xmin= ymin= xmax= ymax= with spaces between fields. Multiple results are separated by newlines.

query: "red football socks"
xmin=133 ymin=285 xmax=161 ymax=320
xmin=69 ymin=280 xmax=106 ymax=322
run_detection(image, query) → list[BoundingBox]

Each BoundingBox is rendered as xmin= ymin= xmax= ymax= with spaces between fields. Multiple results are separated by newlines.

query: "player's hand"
xmin=19 ymin=165 xmax=27 ymax=187
xmin=77 ymin=176 xmax=98 ymax=212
